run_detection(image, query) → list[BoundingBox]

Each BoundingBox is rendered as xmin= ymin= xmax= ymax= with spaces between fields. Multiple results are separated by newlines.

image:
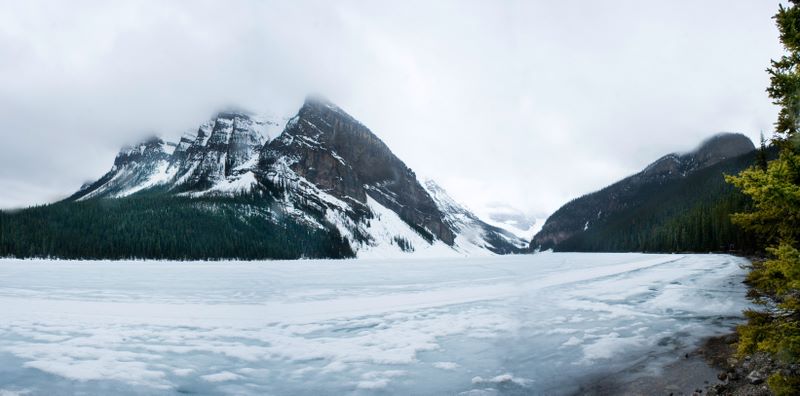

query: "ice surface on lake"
xmin=0 ymin=254 xmax=751 ymax=395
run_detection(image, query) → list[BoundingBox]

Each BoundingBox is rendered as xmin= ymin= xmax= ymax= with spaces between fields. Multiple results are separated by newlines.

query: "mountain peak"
xmin=64 ymin=97 xmax=527 ymax=258
xmin=531 ymin=131 xmax=759 ymax=252
xmin=693 ymin=132 xmax=753 ymax=150
xmin=689 ymin=132 xmax=754 ymax=168
xmin=642 ymin=132 xmax=755 ymax=178
xmin=262 ymin=99 xmax=456 ymax=245
xmin=114 ymin=136 xmax=173 ymax=167
xmin=303 ymin=94 xmax=335 ymax=108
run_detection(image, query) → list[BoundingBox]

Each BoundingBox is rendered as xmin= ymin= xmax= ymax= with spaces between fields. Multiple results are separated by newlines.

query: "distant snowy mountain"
xmin=66 ymin=96 xmax=525 ymax=259
xmin=472 ymin=202 xmax=545 ymax=241
xmin=422 ymin=181 xmax=529 ymax=254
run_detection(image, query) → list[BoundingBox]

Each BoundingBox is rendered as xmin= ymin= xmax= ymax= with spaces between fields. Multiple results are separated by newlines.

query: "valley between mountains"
xmin=0 ymin=97 xmax=771 ymax=396
xmin=0 ymin=96 xmax=764 ymax=260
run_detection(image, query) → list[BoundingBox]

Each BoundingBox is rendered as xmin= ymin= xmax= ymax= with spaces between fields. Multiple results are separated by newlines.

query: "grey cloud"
xmin=0 ymin=0 xmax=784 ymax=214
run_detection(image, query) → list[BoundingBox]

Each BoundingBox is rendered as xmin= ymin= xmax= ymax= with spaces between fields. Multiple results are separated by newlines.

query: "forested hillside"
xmin=0 ymin=97 xmax=528 ymax=260
xmin=553 ymin=149 xmax=764 ymax=252
xmin=0 ymin=195 xmax=354 ymax=260
xmin=532 ymin=140 xmax=774 ymax=253
xmin=723 ymin=1 xmax=800 ymax=393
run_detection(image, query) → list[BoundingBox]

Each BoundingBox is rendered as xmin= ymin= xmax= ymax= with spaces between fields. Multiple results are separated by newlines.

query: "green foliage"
xmin=737 ymin=302 xmax=800 ymax=363
xmin=0 ymin=195 xmax=354 ymax=260
xmin=768 ymin=1 xmax=800 ymax=139
xmin=768 ymin=371 xmax=800 ymax=396
xmin=726 ymin=150 xmax=800 ymax=244
xmin=729 ymin=2 xmax=800 ymax=392
xmin=758 ymin=132 xmax=770 ymax=171
xmin=730 ymin=118 xmax=800 ymax=396
xmin=736 ymin=309 xmax=774 ymax=356
xmin=747 ymin=243 xmax=800 ymax=300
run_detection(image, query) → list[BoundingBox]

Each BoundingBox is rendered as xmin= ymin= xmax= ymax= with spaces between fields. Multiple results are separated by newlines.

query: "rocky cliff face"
xmin=69 ymin=97 xmax=520 ymax=257
xmin=70 ymin=137 xmax=174 ymax=200
xmin=530 ymin=132 xmax=756 ymax=251
xmin=169 ymin=112 xmax=270 ymax=192
xmin=259 ymin=97 xmax=455 ymax=245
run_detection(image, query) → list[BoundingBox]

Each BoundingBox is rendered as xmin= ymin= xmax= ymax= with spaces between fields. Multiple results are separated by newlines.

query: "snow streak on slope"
xmin=423 ymin=179 xmax=528 ymax=254
xmin=75 ymin=138 xmax=176 ymax=201
xmin=356 ymin=197 xmax=459 ymax=259
xmin=75 ymin=112 xmax=290 ymax=201
xmin=67 ymin=100 xmax=528 ymax=258
xmin=0 ymin=254 xmax=751 ymax=395
xmin=266 ymin=161 xmax=465 ymax=258
xmin=260 ymin=158 xmax=513 ymax=258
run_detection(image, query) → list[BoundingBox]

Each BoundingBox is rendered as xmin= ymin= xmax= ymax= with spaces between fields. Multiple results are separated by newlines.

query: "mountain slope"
xmin=71 ymin=111 xmax=281 ymax=200
xmin=422 ymin=180 xmax=529 ymax=254
xmin=2 ymin=97 xmax=524 ymax=260
xmin=530 ymin=133 xmax=760 ymax=253
xmin=257 ymin=98 xmax=455 ymax=247
xmin=0 ymin=195 xmax=355 ymax=260
xmin=472 ymin=203 xmax=544 ymax=241
xmin=69 ymin=137 xmax=176 ymax=200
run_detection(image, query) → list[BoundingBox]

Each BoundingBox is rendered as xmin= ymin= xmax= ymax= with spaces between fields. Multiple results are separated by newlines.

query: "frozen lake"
xmin=0 ymin=253 xmax=750 ymax=395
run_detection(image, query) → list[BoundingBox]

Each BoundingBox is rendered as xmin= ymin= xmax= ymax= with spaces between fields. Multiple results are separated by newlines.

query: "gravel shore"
xmin=574 ymin=332 xmax=775 ymax=396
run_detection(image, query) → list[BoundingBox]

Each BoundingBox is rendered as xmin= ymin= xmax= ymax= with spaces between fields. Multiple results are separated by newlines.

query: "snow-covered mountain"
xmin=72 ymin=111 xmax=284 ymax=200
xmin=422 ymin=180 xmax=529 ymax=254
xmin=472 ymin=202 xmax=545 ymax=241
xmin=70 ymin=97 xmax=526 ymax=258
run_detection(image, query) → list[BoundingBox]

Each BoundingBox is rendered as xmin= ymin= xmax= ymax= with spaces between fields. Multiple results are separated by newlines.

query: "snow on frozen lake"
xmin=0 ymin=253 xmax=750 ymax=395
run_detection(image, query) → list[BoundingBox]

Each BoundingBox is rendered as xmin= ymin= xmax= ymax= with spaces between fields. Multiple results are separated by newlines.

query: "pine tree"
xmin=767 ymin=1 xmax=800 ymax=141
xmin=0 ymin=196 xmax=356 ymax=260
xmin=726 ymin=1 xmax=800 ymax=393
xmin=758 ymin=131 xmax=769 ymax=171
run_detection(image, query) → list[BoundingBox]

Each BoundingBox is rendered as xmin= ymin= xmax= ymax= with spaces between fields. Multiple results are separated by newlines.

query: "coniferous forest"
xmin=724 ymin=1 xmax=800 ymax=393
xmin=552 ymin=148 xmax=769 ymax=254
xmin=0 ymin=195 xmax=354 ymax=260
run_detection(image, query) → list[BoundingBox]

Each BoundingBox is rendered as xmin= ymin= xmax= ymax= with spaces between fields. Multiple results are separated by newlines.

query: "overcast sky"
xmin=0 ymin=0 xmax=785 ymax=217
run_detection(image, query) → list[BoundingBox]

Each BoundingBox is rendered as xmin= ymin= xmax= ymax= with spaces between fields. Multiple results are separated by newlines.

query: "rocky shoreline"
xmin=575 ymin=332 xmax=781 ymax=396
xmin=702 ymin=332 xmax=780 ymax=396
xmin=575 ymin=335 xmax=725 ymax=396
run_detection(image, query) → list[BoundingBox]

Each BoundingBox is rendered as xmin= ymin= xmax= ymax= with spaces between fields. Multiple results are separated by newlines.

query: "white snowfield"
xmin=0 ymin=254 xmax=751 ymax=395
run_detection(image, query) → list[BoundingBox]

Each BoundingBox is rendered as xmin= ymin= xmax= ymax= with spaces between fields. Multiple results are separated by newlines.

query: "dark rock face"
xmin=172 ymin=120 xmax=215 ymax=189
xmin=530 ymin=133 xmax=755 ymax=251
xmin=692 ymin=133 xmax=755 ymax=169
xmin=171 ymin=132 xmax=197 ymax=161
xmin=641 ymin=133 xmax=755 ymax=179
xmin=259 ymin=97 xmax=456 ymax=245
xmin=191 ymin=117 xmax=231 ymax=187
xmin=66 ymin=97 xmax=528 ymax=256
xmin=173 ymin=112 xmax=266 ymax=191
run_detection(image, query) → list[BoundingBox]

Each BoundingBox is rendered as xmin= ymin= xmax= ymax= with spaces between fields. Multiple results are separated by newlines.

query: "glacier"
xmin=0 ymin=254 xmax=751 ymax=395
